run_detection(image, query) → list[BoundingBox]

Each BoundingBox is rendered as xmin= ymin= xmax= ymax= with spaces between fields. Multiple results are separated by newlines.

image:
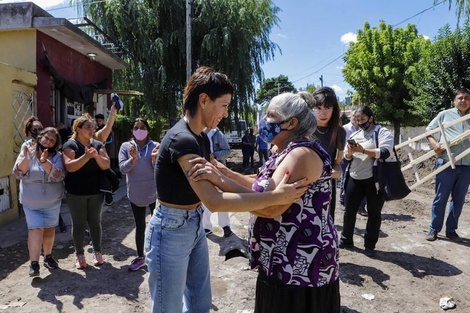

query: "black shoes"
xmin=445 ymin=231 xmax=462 ymax=242
xmin=338 ymin=239 xmax=354 ymax=249
xmin=29 ymin=261 xmax=40 ymax=277
xmin=43 ymin=255 xmax=59 ymax=269
xmin=358 ymin=207 xmax=368 ymax=217
xmin=104 ymin=193 xmax=113 ymax=206
xmin=223 ymin=226 xmax=233 ymax=238
xmin=364 ymin=248 xmax=376 ymax=257
xmin=426 ymin=230 xmax=438 ymax=241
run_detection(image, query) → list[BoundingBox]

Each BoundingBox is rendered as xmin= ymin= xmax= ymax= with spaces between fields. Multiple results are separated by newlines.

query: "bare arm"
xmin=331 ymin=149 xmax=343 ymax=179
xmin=179 ymin=154 xmax=307 ymax=213
xmin=63 ymin=145 xmax=110 ymax=172
xmin=95 ymin=105 xmax=117 ymax=143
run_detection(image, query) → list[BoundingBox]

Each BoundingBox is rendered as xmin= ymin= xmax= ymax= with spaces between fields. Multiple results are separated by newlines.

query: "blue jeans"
xmin=430 ymin=161 xmax=470 ymax=233
xmin=145 ymin=204 xmax=211 ymax=313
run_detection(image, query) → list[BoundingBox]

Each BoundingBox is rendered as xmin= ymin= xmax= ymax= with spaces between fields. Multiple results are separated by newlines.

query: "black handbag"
xmin=376 ymin=148 xmax=411 ymax=201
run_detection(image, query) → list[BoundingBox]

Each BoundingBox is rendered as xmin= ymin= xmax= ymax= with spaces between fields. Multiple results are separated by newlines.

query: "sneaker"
xmin=43 ymin=254 xmax=59 ymax=269
xmin=93 ymin=251 xmax=104 ymax=266
xmin=29 ymin=261 xmax=40 ymax=277
xmin=204 ymin=229 xmax=213 ymax=236
xmin=445 ymin=231 xmax=462 ymax=242
xmin=128 ymin=257 xmax=146 ymax=271
xmin=104 ymin=193 xmax=113 ymax=206
xmin=426 ymin=230 xmax=438 ymax=241
xmin=364 ymin=248 xmax=376 ymax=257
xmin=358 ymin=207 xmax=368 ymax=217
xmin=76 ymin=254 xmax=87 ymax=269
xmin=223 ymin=226 xmax=233 ymax=238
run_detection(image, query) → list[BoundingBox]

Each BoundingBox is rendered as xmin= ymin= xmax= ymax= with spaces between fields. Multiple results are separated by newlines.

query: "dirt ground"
xmin=0 ymin=148 xmax=469 ymax=313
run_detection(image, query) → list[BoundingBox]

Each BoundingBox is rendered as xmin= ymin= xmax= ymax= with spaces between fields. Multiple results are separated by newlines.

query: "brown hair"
xmin=183 ymin=66 xmax=233 ymax=117
xmin=71 ymin=114 xmax=95 ymax=139
xmin=23 ymin=116 xmax=42 ymax=137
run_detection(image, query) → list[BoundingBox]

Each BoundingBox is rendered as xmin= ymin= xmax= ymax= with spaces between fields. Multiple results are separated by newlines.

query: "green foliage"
xmin=255 ymin=75 xmax=297 ymax=107
xmin=78 ymin=0 xmax=280 ymax=125
xmin=408 ymin=23 xmax=470 ymax=122
xmin=342 ymin=21 xmax=429 ymax=142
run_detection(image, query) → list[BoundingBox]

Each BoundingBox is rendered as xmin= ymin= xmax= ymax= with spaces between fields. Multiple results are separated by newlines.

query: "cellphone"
xmin=347 ymin=139 xmax=357 ymax=147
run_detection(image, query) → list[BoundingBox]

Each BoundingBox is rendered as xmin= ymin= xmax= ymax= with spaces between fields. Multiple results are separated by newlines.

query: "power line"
xmin=291 ymin=1 xmax=445 ymax=86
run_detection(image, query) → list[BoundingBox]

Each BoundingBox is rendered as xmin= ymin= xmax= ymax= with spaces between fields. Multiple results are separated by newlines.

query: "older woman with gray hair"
xmin=190 ymin=92 xmax=340 ymax=312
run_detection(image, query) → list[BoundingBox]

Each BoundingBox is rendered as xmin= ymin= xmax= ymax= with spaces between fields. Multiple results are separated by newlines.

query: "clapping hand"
xmin=129 ymin=144 xmax=138 ymax=163
xmin=85 ymin=146 xmax=98 ymax=159
xmin=39 ymin=148 xmax=49 ymax=164
xmin=151 ymin=144 xmax=160 ymax=162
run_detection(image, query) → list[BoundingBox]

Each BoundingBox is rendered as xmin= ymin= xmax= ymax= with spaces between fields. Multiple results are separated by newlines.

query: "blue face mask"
xmin=258 ymin=118 xmax=289 ymax=143
xmin=358 ymin=120 xmax=371 ymax=130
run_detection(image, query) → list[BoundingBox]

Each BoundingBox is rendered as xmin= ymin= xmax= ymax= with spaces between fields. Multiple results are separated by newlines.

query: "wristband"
xmin=41 ymin=160 xmax=47 ymax=164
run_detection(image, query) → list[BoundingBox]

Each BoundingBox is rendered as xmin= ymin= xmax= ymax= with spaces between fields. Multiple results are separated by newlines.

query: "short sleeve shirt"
xmin=155 ymin=118 xmax=211 ymax=205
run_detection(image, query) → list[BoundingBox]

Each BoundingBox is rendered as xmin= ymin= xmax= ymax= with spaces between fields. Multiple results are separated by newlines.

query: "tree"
xmin=407 ymin=24 xmax=470 ymax=121
xmin=78 ymin=0 xmax=280 ymax=125
xmin=255 ymin=75 xmax=297 ymax=107
xmin=436 ymin=0 xmax=470 ymax=22
xmin=342 ymin=21 xmax=429 ymax=143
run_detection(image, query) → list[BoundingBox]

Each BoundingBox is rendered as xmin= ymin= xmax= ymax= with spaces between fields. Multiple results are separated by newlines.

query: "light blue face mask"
xmin=257 ymin=118 xmax=289 ymax=143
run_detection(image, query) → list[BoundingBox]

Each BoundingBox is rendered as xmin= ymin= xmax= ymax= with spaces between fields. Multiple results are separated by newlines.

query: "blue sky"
xmin=3 ymin=0 xmax=461 ymax=100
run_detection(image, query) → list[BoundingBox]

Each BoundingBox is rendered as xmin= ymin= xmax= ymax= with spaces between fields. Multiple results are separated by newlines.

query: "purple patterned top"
xmin=249 ymin=140 xmax=339 ymax=287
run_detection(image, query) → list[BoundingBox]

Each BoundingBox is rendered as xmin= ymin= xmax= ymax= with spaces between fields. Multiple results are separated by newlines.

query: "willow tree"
xmin=436 ymin=0 xmax=470 ymax=22
xmin=77 ymin=0 xmax=280 ymax=125
xmin=342 ymin=21 xmax=429 ymax=143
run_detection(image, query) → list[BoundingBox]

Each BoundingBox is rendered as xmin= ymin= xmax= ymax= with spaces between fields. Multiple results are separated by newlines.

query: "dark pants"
xmin=131 ymin=201 xmax=156 ymax=257
xmin=258 ymin=149 xmax=269 ymax=165
xmin=341 ymin=176 xmax=384 ymax=249
xmin=254 ymin=271 xmax=340 ymax=313
xmin=249 ymin=147 xmax=255 ymax=167
xmin=340 ymin=159 xmax=366 ymax=210
xmin=242 ymin=147 xmax=251 ymax=169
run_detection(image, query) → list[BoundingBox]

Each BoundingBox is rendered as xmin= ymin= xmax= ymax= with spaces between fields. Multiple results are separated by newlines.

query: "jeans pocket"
xmin=144 ymin=224 xmax=154 ymax=253
xmin=161 ymin=214 xmax=187 ymax=230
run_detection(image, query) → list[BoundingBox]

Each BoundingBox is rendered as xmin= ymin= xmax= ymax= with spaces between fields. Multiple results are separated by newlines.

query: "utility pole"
xmin=319 ymin=75 xmax=324 ymax=87
xmin=186 ymin=0 xmax=192 ymax=82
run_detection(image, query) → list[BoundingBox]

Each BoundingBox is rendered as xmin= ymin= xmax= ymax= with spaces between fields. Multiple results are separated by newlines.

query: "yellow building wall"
xmin=0 ymin=30 xmax=36 ymax=72
xmin=0 ymin=62 xmax=36 ymax=227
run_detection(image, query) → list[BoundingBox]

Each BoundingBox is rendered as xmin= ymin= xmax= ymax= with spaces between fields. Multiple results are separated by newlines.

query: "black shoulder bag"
xmin=376 ymin=147 xmax=411 ymax=201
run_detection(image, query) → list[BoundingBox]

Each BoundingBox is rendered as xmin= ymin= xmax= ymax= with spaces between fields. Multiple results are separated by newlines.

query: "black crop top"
xmin=155 ymin=118 xmax=211 ymax=205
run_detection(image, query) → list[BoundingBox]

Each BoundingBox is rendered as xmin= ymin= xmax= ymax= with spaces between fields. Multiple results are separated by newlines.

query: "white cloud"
xmin=276 ymin=33 xmax=288 ymax=39
xmin=422 ymin=34 xmax=430 ymax=40
xmin=3 ymin=0 xmax=67 ymax=9
xmin=341 ymin=32 xmax=357 ymax=44
xmin=331 ymin=84 xmax=344 ymax=94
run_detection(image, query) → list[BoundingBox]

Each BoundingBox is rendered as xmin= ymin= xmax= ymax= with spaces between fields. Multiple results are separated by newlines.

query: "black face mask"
xmin=37 ymin=141 xmax=47 ymax=152
xmin=30 ymin=130 xmax=39 ymax=139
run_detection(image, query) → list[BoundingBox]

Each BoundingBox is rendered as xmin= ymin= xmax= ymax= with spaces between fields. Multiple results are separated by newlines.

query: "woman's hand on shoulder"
xmin=188 ymin=157 xmax=223 ymax=188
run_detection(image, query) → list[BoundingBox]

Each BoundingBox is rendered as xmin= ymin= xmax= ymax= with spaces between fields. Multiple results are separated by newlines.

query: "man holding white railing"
xmin=425 ymin=88 xmax=470 ymax=242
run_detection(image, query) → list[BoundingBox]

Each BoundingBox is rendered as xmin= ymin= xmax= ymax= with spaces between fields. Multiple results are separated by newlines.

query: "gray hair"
xmin=269 ymin=92 xmax=317 ymax=142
